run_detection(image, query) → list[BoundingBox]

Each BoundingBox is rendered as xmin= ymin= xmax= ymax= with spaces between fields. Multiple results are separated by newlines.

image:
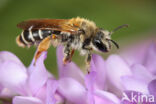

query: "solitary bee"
xmin=16 ymin=17 xmax=128 ymax=71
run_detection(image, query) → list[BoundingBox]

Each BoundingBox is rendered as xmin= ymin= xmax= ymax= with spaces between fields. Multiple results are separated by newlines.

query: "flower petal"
xmin=106 ymin=55 xmax=132 ymax=92
xmin=28 ymin=51 xmax=49 ymax=95
xmin=148 ymin=79 xmax=156 ymax=97
xmin=121 ymin=76 xmax=149 ymax=94
xmin=94 ymin=89 xmax=120 ymax=104
xmin=0 ymin=84 xmax=3 ymax=92
xmin=143 ymin=43 xmax=156 ymax=74
xmin=92 ymin=54 xmax=106 ymax=89
xmin=120 ymin=42 xmax=150 ymax=66
xmin=13 ymin=96 xmax=42 ymax=104
xmin=58 ymin=78 xmax=87 ymax=104
xmin=85 ymin=71 xmax=96 ymax=104
xmin=57 ymin=46 xmax=84 ymax=84
xmin=46 ymin=79 xmax=58 ymax=104
xmin=0 ymin=87 xmax=18 ymax=97
xmin=131 ymin=64 xmax=153 ymax=83
xmin=35 ymin=85 xmax=46 ymax=103
xmin=94 ymin=96 xmax=115 ymax=104
xmin=0 ymin=51 xmax=23 ymax=66
xmin=0 ymin=61 xmax=27 ymax=95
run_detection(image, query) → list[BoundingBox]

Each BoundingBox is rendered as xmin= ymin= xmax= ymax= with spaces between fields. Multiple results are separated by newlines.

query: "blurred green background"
xmin=0 ymin=0 xmax=156 ymax=76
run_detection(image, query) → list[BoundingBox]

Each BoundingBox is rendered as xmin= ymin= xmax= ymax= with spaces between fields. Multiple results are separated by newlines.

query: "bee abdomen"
xmin=16 ymin=29 xmax=59 ymax=47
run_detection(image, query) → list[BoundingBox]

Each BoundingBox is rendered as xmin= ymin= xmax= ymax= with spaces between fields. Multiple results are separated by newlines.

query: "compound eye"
xmin=92 ymin=39 xmax=108 ymax=52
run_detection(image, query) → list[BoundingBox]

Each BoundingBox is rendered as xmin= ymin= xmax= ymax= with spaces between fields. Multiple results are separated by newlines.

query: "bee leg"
xmin=82 ymin=43 xmax=92 ymax=73
xmin=63 ymin=49 xmax=75 ymax=65
xmin=86 ymin=52 xmax=92 ymax=73
xmin=70 ymin=49 xmax=75 ymax=62
xmin=63 ymin=43 xmax=75 ymax=65
xmin=63 ymin=44 xmax=70 ymax=65
xmin=34 ymin=36 xmax=51 ymax=65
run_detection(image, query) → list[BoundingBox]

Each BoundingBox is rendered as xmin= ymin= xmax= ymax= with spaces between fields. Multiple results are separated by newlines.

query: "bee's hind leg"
xmin=34 ymin=36 xmax=51 ymax=65
xmin=63 ymin=43 xmax=75 ymax=65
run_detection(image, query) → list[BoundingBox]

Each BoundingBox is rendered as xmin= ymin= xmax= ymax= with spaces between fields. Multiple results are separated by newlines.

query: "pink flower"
xmin=0 ymin=47 xmax=120 ymax=104
xmin=56 ymin=46 xmax=120 ymax=104
xmin=106 ymin=42 xmax=156 ymax=104
xmin=56 ymin=43 xmax=156 ymax=104
xmin=105 ymin=54 xmax=156 ymax=104
xmin=0 ymin=51 xmax=60 ymax=104
xmin=0 ymin=41 xmax=156 ymax=104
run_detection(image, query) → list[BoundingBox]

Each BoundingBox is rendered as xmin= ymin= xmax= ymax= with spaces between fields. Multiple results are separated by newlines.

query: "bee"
xmin=16 ymin=17 xmax=128 ymax=71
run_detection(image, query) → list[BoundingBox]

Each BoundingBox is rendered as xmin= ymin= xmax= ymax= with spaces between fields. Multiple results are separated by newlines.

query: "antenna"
xmin=109 ymin=24 xmax=129 ymax=35
xmin=107 ymin=39 xmax=119 ymax=49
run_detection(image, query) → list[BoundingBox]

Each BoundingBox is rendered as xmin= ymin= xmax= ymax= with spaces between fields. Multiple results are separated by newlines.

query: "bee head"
xmin=92 ymin=29 xmax=112 ymax=52
xmin=92 ymin=24 xmax=128 ymax=52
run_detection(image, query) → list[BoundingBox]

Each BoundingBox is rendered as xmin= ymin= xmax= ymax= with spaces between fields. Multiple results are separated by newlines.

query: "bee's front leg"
xmin=63 ymin=44 xmax=75 ymax=65
xmin=86 ymin=52 xmax=92 ymax=73
xmin=82 ymin=45 xmax=92 ymax=73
